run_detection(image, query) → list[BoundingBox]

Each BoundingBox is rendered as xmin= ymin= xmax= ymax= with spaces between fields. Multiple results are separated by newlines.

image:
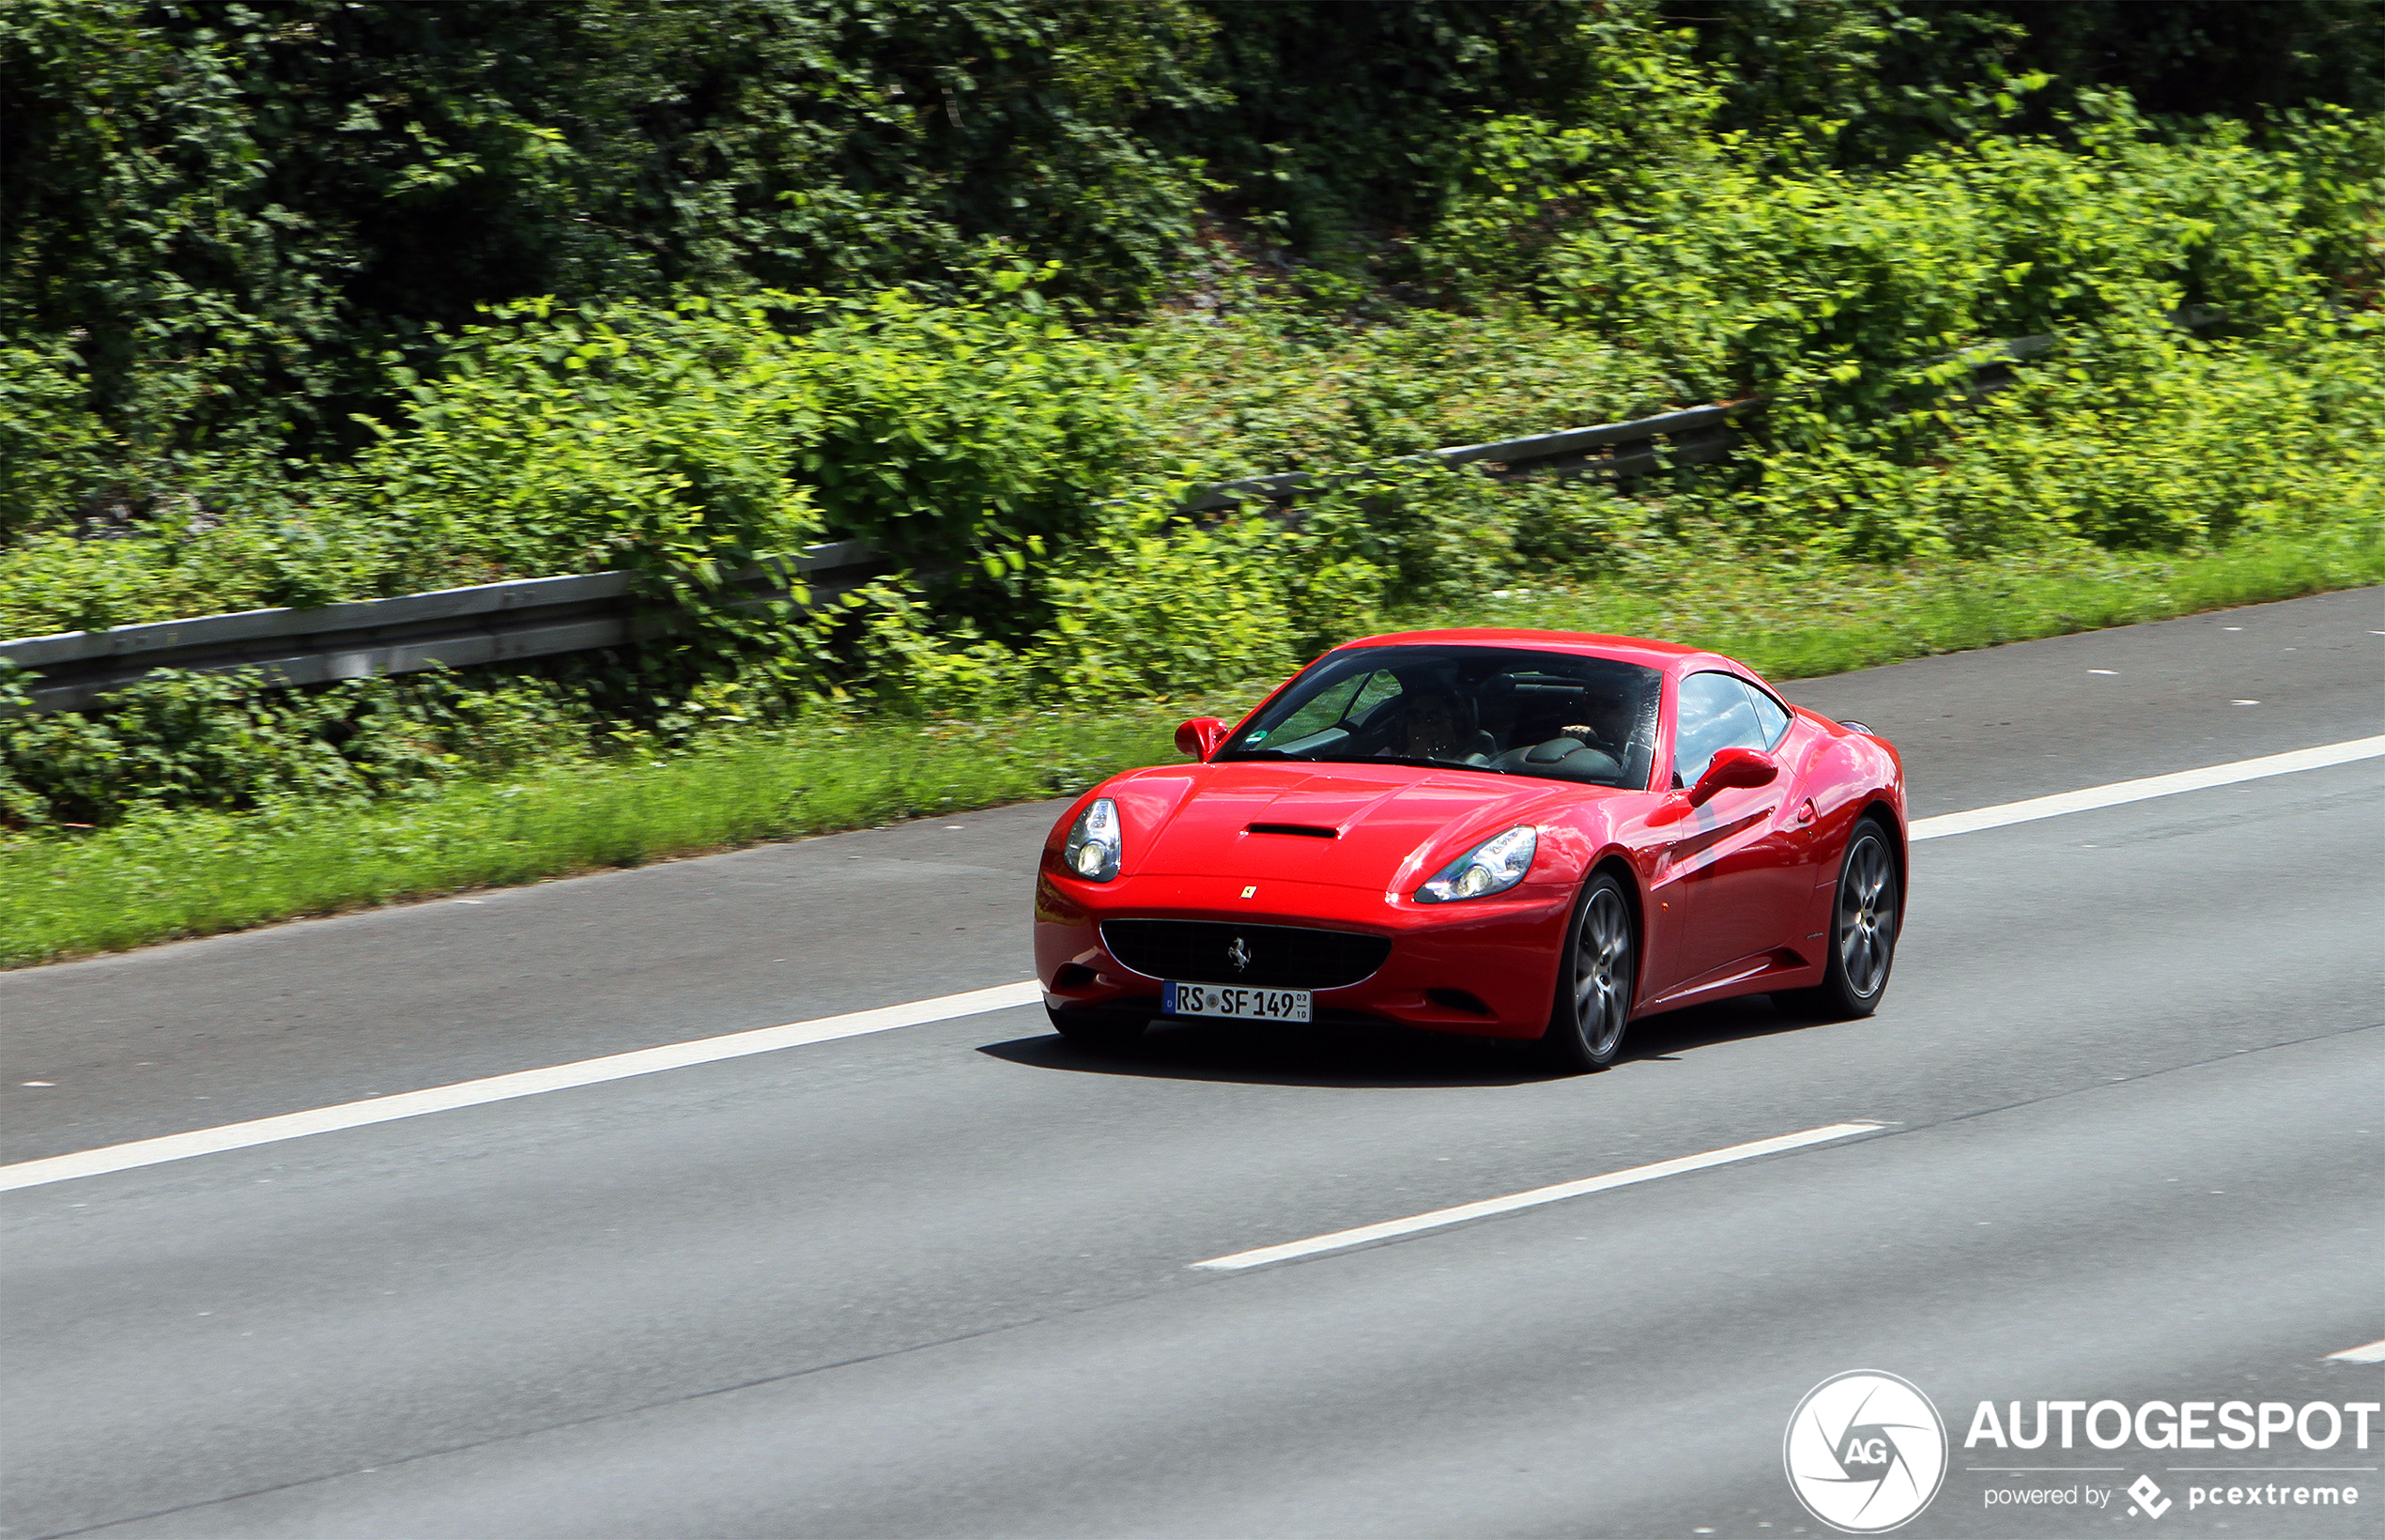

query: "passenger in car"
xmin=1380 ymin=683 xmax=1468 ymax=760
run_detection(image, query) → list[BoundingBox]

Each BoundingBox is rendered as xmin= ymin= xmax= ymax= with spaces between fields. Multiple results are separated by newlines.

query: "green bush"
xmin=0 ymin=666 xmax=594 ymax=826
xmin=1425 ymin=94 xmax=2372 ymax=408
xmin=1661 ymin=319 xmax=2385 ymax=561
xmin=4 ymin=54 xmax=2379 ymax=832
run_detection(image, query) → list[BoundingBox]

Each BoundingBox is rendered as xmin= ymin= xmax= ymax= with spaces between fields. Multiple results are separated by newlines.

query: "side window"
xmin=1672 ymin=671 xmax=1766 ymax=787
xmin=1745 ymin=680 xmax=1791 ymax=747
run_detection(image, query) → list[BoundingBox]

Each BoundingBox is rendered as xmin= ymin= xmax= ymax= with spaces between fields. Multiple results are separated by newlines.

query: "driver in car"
xmin=1381 ymin=683 xmax=1469 ymax=761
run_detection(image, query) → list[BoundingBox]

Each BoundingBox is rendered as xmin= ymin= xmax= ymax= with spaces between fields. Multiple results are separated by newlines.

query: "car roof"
xmin=1333 ymin=627 xmax=1719 ymax=672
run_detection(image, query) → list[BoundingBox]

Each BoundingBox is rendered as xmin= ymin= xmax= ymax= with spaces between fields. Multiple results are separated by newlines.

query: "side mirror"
xmin=1176 ymin=716 xmax=1230 ymax=761
xmin=1687 ymin=746 xmax=1778 ymax=807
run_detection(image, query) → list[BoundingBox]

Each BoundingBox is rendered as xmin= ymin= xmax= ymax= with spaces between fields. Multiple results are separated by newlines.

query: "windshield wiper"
xmin=1311 ymin=753 xmax=1511 ymax=774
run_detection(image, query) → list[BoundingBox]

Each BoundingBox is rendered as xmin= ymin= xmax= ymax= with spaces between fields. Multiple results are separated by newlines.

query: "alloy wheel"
xmin=1574 ymin=885 xmax=1634 ymax=1058
xmin=1836 ymin=833 xmax=1896 ymax=999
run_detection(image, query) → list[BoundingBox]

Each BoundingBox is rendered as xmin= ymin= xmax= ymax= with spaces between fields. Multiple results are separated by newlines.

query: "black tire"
xmin=1045 ymin=1004 xmax=1147 ymax=1051
xmin=1782 ymin=817 xmax=1900 ymax=1020
xmin=1541 ymin=873 xmax=1638 ymax=1071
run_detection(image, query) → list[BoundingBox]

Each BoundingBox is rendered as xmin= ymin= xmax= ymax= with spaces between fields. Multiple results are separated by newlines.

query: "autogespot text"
xmin=1964 ymin=1397 xmax=2378 ymax=1453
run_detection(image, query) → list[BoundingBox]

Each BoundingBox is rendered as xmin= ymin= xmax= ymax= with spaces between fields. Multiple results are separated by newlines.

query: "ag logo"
xmin=1784 ymin=1370 xmax=1947 ymax=1532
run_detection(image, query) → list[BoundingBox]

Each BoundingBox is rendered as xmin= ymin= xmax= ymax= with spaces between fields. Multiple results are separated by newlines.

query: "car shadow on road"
xmin=977 ymin=994 xmax=1821 ymax=1089
xmin=1630 ymin=994 xmax=1838 ymax=1059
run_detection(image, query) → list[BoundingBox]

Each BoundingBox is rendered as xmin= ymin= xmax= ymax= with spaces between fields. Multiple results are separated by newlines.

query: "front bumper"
xmin=1034 ymin=869 xmax=1574 ymax=1040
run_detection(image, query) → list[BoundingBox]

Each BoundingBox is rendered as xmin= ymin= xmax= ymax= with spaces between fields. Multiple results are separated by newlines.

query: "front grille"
xmin=1100 ymin=919 xmax=1391 ymax=990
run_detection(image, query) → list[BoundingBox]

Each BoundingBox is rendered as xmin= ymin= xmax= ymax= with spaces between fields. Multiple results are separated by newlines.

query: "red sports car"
xmin=1034 ymin=629 xmax=1905 ymax=1070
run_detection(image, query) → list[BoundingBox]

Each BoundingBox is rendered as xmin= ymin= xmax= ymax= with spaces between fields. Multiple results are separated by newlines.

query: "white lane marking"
xmin=9 ymin=737 xmax=2378 ymax=1195
xmin=1190 ymin=1123 xmax=1883 ymax=1271
xmin=2327 ymin=1338 xmax=2385 ymax=1363
xmin=1909 ymin=735 xmax=2385 ymax=842
xmin=0 ymin=981 xmax=1044 ymax=1194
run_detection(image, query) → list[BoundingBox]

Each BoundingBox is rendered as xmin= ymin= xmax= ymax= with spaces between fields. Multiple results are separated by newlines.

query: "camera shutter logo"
xmin=1783 ymin=1370 xmax=1948 ymax=1532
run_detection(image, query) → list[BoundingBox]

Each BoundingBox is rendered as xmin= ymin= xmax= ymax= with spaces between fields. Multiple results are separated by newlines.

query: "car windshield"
xmin=1218 ymin=645 xmax=1662 ymax=790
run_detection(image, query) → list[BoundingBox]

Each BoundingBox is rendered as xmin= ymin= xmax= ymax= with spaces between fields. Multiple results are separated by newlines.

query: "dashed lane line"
xmin=1190 ymin=1123 xmax=1885 ymax=1270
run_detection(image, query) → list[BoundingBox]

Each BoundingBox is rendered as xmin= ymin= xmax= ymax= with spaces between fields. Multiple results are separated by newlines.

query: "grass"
xmin=6 ymin=523 xmax=2379 ymax=968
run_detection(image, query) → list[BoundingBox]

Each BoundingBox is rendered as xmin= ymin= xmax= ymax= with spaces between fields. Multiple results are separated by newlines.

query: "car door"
xmin=1658 ymin=670 xmax=1808 ymax=993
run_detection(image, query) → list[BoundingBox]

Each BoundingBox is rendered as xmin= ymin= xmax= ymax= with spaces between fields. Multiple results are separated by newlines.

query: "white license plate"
xmin=1164 ymin=981 xmax=1312 ymax=1023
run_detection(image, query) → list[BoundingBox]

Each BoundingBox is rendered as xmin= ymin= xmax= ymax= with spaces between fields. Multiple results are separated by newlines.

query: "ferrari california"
xmin=1033 ymin=629 xmax=1905 ymax=1070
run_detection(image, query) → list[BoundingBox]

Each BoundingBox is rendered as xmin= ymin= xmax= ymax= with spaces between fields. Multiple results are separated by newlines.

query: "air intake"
xmin=1245 ymin=823 xmax=1338 ymax=839
xmin=1100 ymin=920 xmax=1390 ymax=990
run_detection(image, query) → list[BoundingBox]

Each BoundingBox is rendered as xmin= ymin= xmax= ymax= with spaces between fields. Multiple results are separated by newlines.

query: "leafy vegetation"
xmin=2 ymin=0 xmax=2379 ymax=953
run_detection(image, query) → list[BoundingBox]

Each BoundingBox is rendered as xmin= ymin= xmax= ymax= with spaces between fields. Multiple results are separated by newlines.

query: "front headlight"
xmin=1414 ymin=824 xmax=1537 ymax=903
xmin=1062 ymin=797 xmax=1123 ymax=882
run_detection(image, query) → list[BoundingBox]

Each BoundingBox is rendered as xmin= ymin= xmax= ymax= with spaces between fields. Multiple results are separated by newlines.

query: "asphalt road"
xmin=3 ymin=587 xmax=2380 ymax=1538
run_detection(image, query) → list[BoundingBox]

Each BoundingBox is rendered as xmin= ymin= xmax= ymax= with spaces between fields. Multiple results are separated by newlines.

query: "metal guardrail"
xmin=1 ymin=401 xmax=1760 ymax=715
xmin=2 ymin=540 xmax=888 ymax=716
xmin=1180 ymin=400 xmax=1754 ymax=513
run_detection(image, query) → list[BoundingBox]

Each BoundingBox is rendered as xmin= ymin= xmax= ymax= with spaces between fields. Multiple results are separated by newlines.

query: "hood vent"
xmin=1245 ymin=822 xmax=1339 ymax=839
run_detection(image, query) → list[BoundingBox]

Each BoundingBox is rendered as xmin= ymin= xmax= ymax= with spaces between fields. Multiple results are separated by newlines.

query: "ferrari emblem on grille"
xmin=1226 ymin=936 xmax=1253 ymax=972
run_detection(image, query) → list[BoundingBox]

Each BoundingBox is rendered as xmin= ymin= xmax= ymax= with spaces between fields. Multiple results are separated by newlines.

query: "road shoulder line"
xmin=0 ymin=981 xmax=1041 ymax=1194
xmin=1909 ymin=734 xmax=2384 ymax=841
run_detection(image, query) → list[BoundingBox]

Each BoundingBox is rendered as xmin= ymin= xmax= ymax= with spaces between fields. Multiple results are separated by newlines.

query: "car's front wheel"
xmin=1782 ymin=817 xmax=1899 ymax=1019
xmin=1543 ymin=873 xmax=1637 ymax=1071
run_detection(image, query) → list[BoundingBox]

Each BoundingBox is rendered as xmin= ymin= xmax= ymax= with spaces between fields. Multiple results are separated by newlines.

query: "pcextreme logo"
xmin=1785 ymin=1370 xmax=1950 ymax=1533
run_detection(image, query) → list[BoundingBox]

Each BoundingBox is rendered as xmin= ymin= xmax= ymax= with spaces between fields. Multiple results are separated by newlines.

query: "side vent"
xmin=1246 ymin=823 xmax=1339 ymax=839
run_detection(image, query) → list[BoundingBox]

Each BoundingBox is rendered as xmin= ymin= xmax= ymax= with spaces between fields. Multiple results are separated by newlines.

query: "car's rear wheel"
xmin=1045 ymin=1003 xmax=1147 ymax=1052
xmin=1543 ymin=873 xmax=1636 ymax=1071
xmin=1783 ymin=817 xmax=1899 ymax=1019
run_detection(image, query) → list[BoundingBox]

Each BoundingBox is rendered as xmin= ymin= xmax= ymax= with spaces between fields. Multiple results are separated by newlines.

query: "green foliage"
xmin=0 ymin=341 xmax=115 ymax=541
xmin=1670 ymin=1 xmax=2038 ymax=165
xmin=1704 ymin=324 xmax=2385 ymax=559
xmin=1026 ymin=501 xmax=1300 ymax=701
xmin=0 ymin=668 xmax=592 ymax=826
xmin=1426 ymin=93 xmax=2368 ymax=404
xmin=0 ymin=0 xmax=1219 ymax=484
xmin=787 ymin=290 xmax=1148 ymax=621
xmin=5 ymin=0 xmax=2381 ymax=846
xmin=1129 ymin=302 xmax=1679 ymax=476
xmin=337 ymin=297 xmax=827 ymax=621
xmin=15 ymin=0 xmax=2374 ymax=517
